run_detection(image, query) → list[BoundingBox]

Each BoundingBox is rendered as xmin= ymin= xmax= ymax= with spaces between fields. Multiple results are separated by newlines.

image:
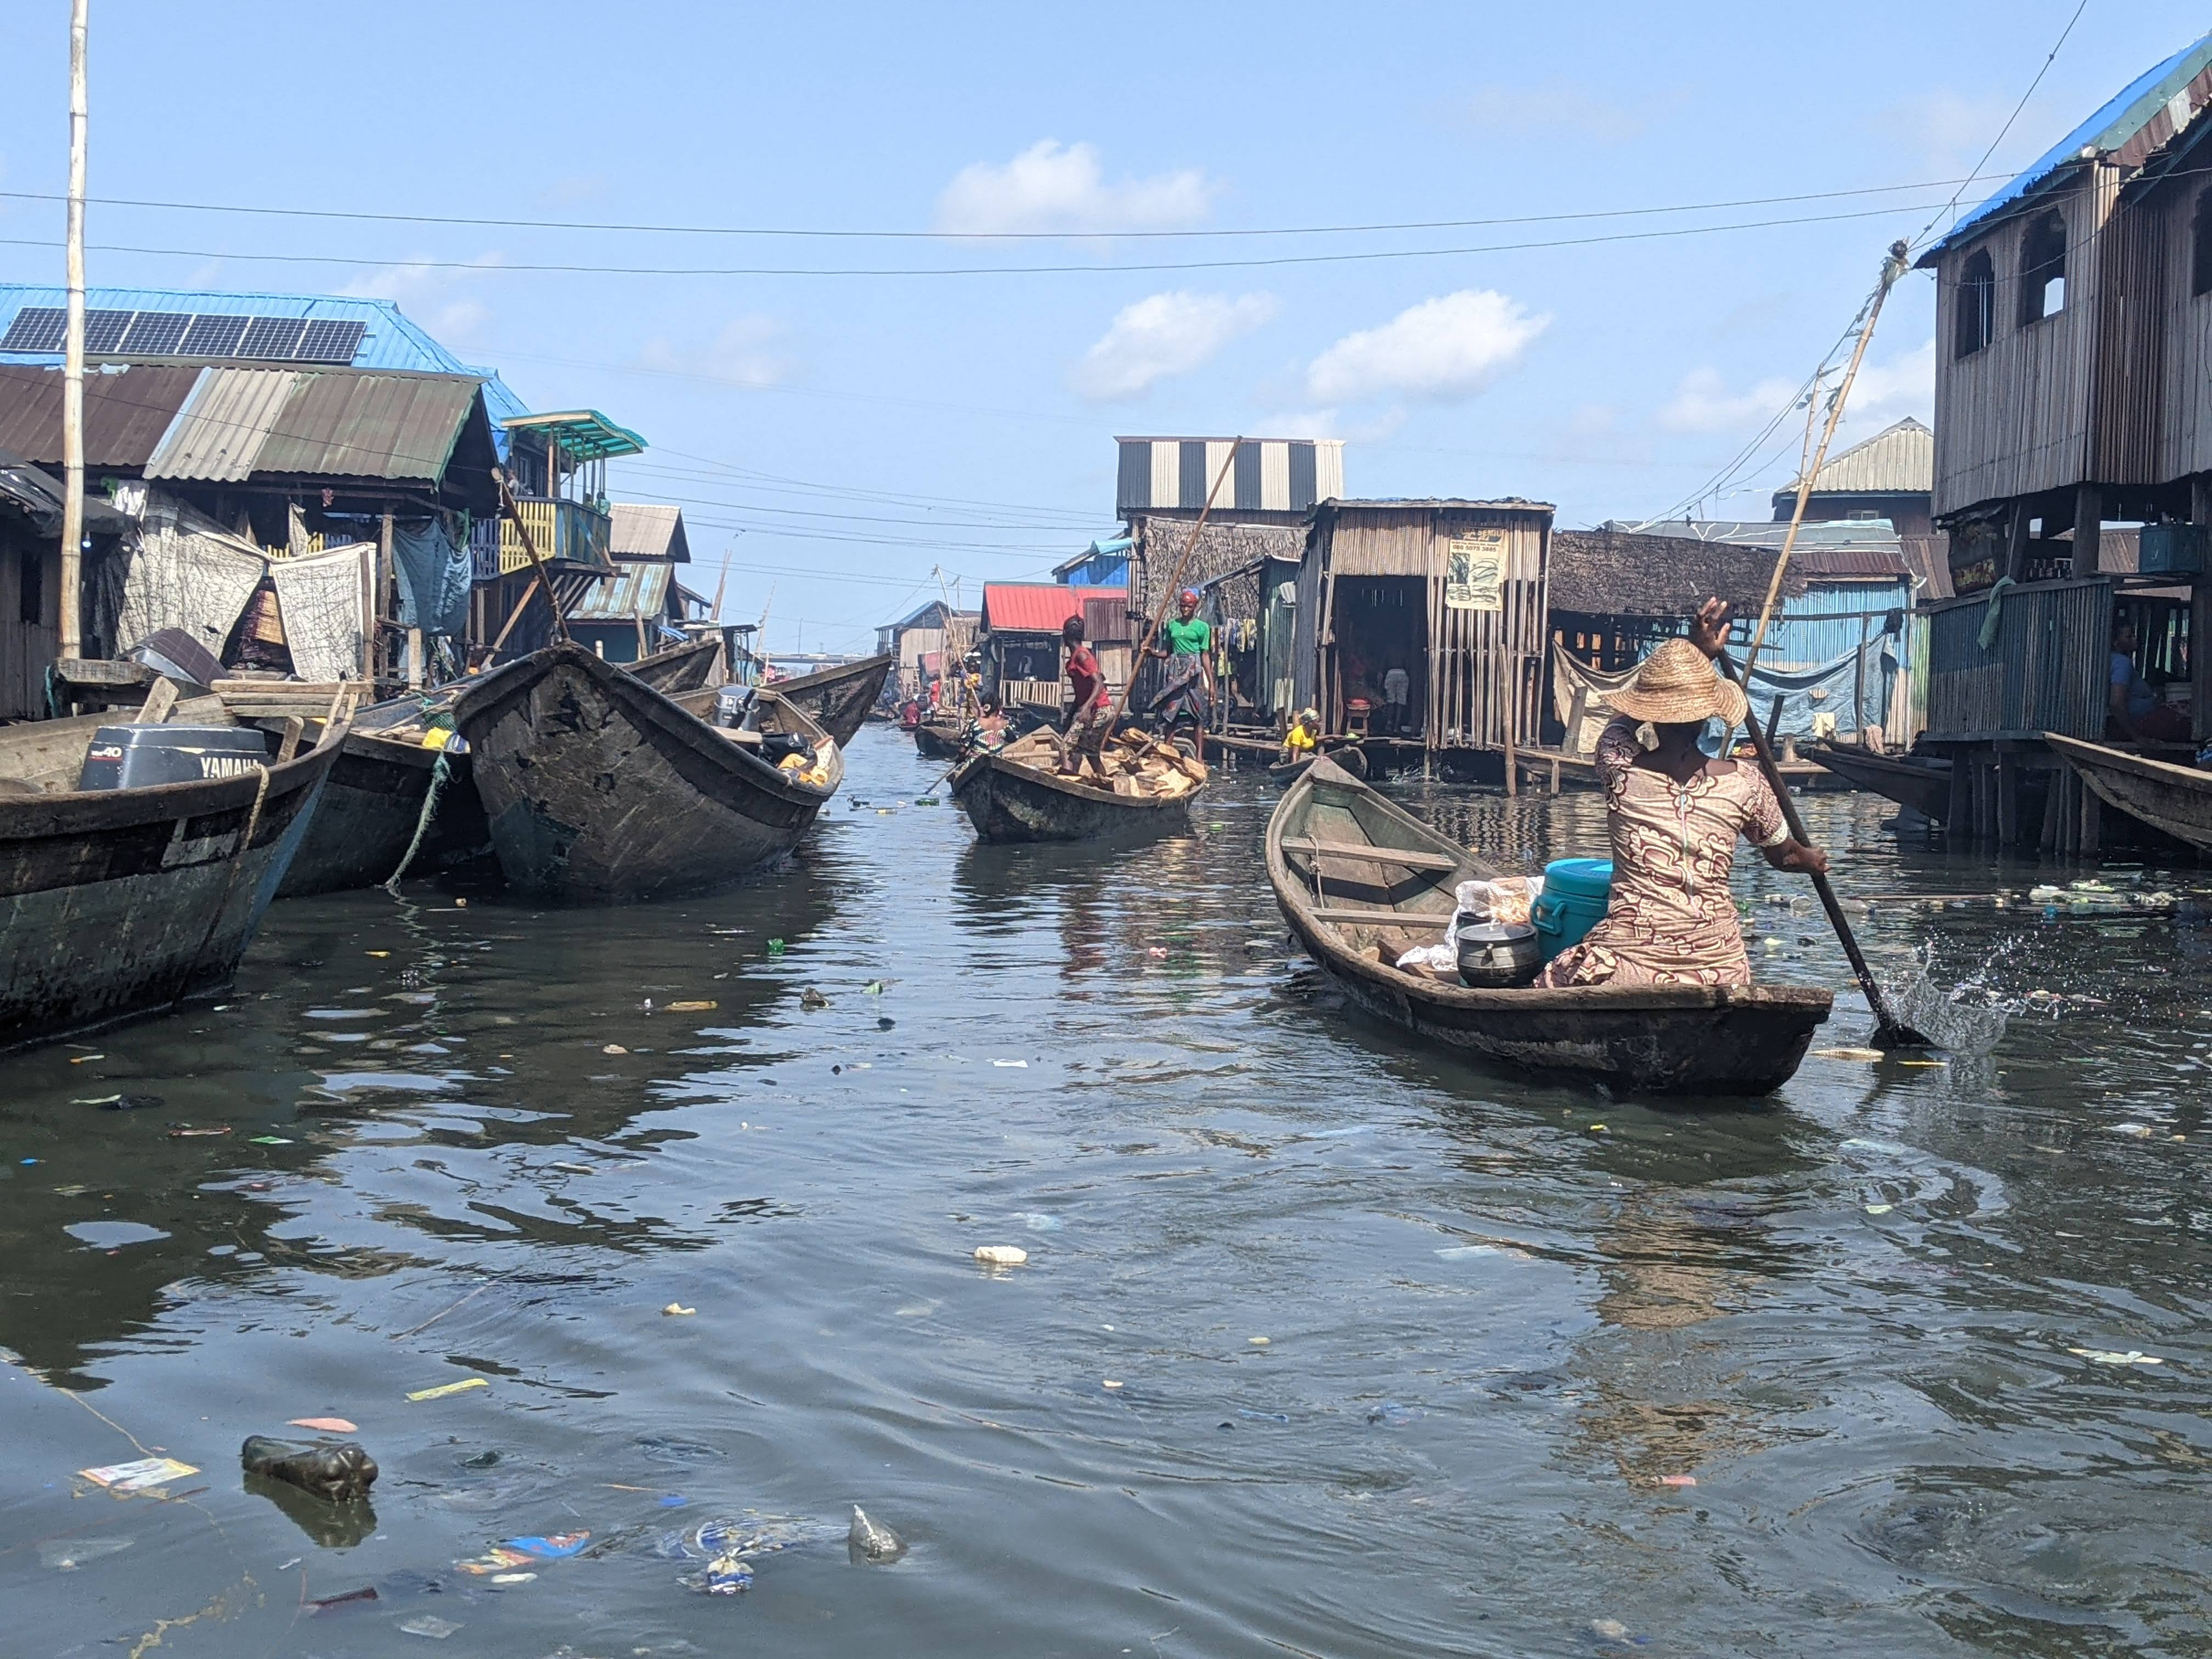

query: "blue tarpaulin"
xmin=392 ymin=518 xmax=472 ymax=636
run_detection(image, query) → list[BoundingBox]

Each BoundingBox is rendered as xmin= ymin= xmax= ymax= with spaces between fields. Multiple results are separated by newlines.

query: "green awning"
xmin=501 ymin=409 xmax=647 ymax=460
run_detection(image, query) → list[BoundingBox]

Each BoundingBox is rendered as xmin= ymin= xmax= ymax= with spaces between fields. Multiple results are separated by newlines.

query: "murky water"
xmin=2 ymin=729 xmax=2208 ymax=1657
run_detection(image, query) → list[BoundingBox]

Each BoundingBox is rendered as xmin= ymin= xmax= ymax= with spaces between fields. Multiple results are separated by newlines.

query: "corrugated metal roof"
xmin=0 ymin=283 xmax=530 ymax=423
xmin=502 ymin=410 xmax=647 ymax=459
xmin=1898 ymin=534 xmax=1954 ymax=601
xmin=1922 ymin=31 xmax=2212 ymax=260
xmin=981 ymin=583 xmax=1125 ymax=634
xmin=568 ymin=561 xmax=674 ymax=621
xmin=0 ymin=363 xmax=202 ymax=466
xmin=1774 ymin=417 xmax=1932 ymax=499
xmin=1787 ymin=545 xmax=1912 ymax=578
xmin=610 ymin=503 xmax=688 ymax=562
xmin=144 ymin=368 xmax=300 ymax=482
xmin=255 ymin=371 xmax=482 ymax=482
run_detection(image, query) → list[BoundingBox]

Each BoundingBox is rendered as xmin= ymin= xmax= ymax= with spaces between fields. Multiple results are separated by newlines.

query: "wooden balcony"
xmin=498 ymin=495 xmax=612 ymax=574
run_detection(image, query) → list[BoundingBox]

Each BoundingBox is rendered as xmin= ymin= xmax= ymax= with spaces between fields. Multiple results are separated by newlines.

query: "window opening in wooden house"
xmin=1954 ymin=247 xmax=1996 ymax=356
xmin=2193 ymin=187 xmax=2212 ymax=296
xmin=2019 ymin=212 xmax=2066 ymax=323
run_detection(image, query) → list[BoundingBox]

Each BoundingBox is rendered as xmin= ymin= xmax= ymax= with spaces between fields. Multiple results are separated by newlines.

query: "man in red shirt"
xmin=1057 ymin=613 xmax=1111 ymax=777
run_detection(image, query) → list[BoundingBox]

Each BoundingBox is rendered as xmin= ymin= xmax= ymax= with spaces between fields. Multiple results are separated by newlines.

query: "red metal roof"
xmin=981 ymin=583 xmax=1125 ymax=634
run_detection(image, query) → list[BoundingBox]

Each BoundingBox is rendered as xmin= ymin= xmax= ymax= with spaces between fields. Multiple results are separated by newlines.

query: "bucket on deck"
xmin=1532 ymin=857 xmax=1613 ymax=963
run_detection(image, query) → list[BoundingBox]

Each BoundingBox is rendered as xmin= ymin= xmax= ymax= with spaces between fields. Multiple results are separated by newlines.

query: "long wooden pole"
xmin=496 ymin=470 xmax=571 ymax=647
xmin=1741 ymin=240 xmax=1909 ymax=683
xmin=58 ymin=0 xmax=88 ymax=661
xmin=1102 ymin=438 xmax=1242 ymax=746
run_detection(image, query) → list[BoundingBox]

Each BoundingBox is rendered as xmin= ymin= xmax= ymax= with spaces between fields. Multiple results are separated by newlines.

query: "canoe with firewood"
xmin=0 ymin=687 xmax=349 ymax=1052
xmin=950 ymin=727 xmax=1206 ymax=843
xmin=769 ymin=653 xmax=893 ymax=747
xmin=2045 ymin=733 xmax=2212 ymax=850
xmin=450 ymin=642 xmax=841 ymax=901
xmin=1267 ymin=755 xmax=1832 ymax=1095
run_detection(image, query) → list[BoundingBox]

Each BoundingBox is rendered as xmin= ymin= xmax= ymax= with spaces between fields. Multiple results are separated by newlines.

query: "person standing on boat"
xmin=1538 ymin=600 xmax=1829 ymax=990
xmin=1057 ymin=613 xmax=1111 ymax=778
xmin=1148 ymin=589 xmax=1214 ymax=763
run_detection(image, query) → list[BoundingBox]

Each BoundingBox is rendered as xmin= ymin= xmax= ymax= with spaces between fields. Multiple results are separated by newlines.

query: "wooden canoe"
xmin=278 ymin=696 xmax=490 ymax=897
xmin=2045 ymin=733 xmax=2212 ymax=849
xmin=951 ymin=736 xmax=1204 ymax=844
xmin=913 ymin=716 xmax=967 ymax=759
xmin=626 ymin=636 xmax=724 ymax=696
xmin=1805 ymin=741 xmax=1951 ymax=821
xmin=769 ymin=653 xmax=893 ymax=747
xmin=1267 ymin=756 xmax=1831 ymax=1095
xmin=450 ymin=642 xmax=842 ymax=901
xmin=0 ymin=691 xmax=349 ymax=1052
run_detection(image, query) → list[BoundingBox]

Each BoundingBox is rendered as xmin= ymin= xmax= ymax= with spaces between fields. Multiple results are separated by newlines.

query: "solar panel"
xmin=82 ymin=310 xmax=134 ymax=353
xmin=295 ymin=318 xmax=365 ymax=364
xmin=179 ymin=313 xmax=249 ymax=356
xmin=120 ymin=311 xmax=191 ymax=354
xmin=238 ymin=315 xmax=308 ymax=359
xmin=0 ymin=307 xmax=67 ymax=352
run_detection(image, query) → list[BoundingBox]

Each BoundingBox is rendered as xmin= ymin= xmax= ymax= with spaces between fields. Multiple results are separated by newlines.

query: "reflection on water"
xmin=1 ymin=732 xmax=2207 ymax=1657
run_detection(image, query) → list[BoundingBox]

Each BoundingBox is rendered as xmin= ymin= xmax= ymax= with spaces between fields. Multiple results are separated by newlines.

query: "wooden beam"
xmin=1306 ymin=907 xmax=1451 ymax=927
xmin=138 ymin=677 xmax=179 ymax=725
xmin=1281 ymin=837 xmax=1461 ymax=872
xmin=2075 ymin=484 xmax=2104 ymax=573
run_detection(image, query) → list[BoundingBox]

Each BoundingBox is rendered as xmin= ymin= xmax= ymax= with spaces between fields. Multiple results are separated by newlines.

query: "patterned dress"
xmin=1538 ymin=716 xmax=1790 ymax=989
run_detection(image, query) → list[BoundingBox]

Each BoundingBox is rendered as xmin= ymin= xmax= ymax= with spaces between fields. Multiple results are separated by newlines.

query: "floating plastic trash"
xmin=663 ymin=1303 xmax=696 ymax=1317
xmin=2069 ymin=1347 xmax=2164 ymax=1365
xmin=601 ymin=1043 xmax=628 ymax=1055
xmin=289 ymin=1418 xmax=357 ymax=1434
xmin=848 ymin=1505 xmax=905 ymax=1562
xmin=973 ymin=1245 xmax=1027 ymax=1266
xmin=405 ymin=1378 xmax=488 ymax=1402
xmin=668 ymin=1001 xmax=718 ymax=1012
xmin=398 ymin=1613 xmax=460 ymax=1638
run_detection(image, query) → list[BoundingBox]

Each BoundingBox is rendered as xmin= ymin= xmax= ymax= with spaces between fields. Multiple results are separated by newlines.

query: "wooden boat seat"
xmin=1306 ymin=907 xmax=1449 ymax=927
xmin=1280 ymin=837 xmax=1459 ymax=872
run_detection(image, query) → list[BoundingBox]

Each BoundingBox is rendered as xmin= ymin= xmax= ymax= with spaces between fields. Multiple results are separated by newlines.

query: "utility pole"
xmin=59 ymin=0 xmax=88 ymax=659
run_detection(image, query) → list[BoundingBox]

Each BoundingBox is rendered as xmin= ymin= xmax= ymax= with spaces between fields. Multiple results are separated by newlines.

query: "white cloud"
xmin=1305 ymin=290 xmax=1548 ymax=404
xmin=1443 ymin=80 xmax=1672 ymax=145
xmin=1069 ymin=291 xmax=1275 ymax=401
xmin=639 ymin=314 xmax=789 ymax=387
xmin=935 ymin=140 xmax=1215 ymax=235
xmin=338 ymin=256 xmax=502 ymax=345
xmin=1657 ymin=366 xmax=1802 ymax=434
xmin=1839 ymin=338 xmax=1935 ymax=427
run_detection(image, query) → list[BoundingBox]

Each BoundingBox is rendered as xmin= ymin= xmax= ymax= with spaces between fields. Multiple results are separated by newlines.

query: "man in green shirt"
xmin=1148 ymin=588 xmax=1214 ymax=762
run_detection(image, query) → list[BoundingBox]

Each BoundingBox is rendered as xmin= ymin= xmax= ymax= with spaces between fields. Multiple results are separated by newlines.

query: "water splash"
xmin=1887 ymin=939 xmax=2013 ymax=1056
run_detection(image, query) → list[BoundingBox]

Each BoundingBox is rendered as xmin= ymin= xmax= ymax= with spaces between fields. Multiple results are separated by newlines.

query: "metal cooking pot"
xmin=1456 ymin=919 xmax=1543 ymax=989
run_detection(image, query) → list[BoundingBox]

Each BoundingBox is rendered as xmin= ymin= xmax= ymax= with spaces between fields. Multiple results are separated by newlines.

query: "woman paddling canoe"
xmin=1538 ymin=600 xmax=1829 ymax=990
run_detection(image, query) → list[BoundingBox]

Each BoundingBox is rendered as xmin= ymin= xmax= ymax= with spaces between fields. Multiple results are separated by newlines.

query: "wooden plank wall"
xmin=1423 ymin=511 xmax=1548 ymax=750
xmin=1931 ymin=169 xmax=2111 ymax=515
xmin=2157 ymin=174 xmax=2212 ymax=481
xmin=2094 ymin=172 xmax=2167 ymax=486
xmin=0 ymin=526 xmax=60 ymax=721
xmin=1923 ymin=577 xmax=2112 ymax=738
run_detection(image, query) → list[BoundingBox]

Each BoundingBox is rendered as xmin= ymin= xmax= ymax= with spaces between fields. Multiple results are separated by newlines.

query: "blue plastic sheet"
xmin=391 ymin=518 xmax=472 ymax=636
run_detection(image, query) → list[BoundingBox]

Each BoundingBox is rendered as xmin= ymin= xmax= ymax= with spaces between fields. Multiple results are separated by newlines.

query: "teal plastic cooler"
xmin=1532 ymin=858 xmax=1613 ymax=963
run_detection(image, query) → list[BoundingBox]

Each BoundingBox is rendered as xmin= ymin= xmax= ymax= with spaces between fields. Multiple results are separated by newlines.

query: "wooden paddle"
xmin=1717 ymin=650 xmax=1930 ymax=1048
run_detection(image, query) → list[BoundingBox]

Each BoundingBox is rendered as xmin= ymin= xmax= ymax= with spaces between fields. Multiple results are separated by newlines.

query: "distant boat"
xmin=1805 ymin=741 xmax=1950 ymax=821
xmin=1267 ymin=755 xmax=1831 ymax=1095
xmin=2045 ymin=733 xmax=2212 ymax=849
xmin=0 ymin=692 xmax=348 ymax=1052
xmin=950 ymin=730 xmax=1205 ymax=843
xmin=913 ymin=716 xmax=966 ymax=759
xmin=768 ymin=653 xmax=893 ymax=747
xmin=452 ymin=642 xmax=841 ymax=900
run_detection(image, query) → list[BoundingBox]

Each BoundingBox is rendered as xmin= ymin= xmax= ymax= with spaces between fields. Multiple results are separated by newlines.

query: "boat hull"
xmin=627 ymin=637 xmax=723 ymax=696
xmin=278 ymin=732 xmax=488 ymax=897
xmin=771 ymin=654 xmax=893 ymax=747
xmin=453 ymin=644 xmax=838 ymax=901
xmin=951 ymin=752 xmax=1195 ymax=843
xmin=0 ymin=718 xmax=343 ymax=1052
xmin=1807 ymin=742 xmax=1950 ymax=821
xmin=2046 ymin=733 xmax=2212 ymax=850
xmin=913 ymin=719 xmax=964 ymax=759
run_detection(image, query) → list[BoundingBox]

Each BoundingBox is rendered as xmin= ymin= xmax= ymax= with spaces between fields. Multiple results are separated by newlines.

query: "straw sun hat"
xmin=1602 ymin=639 xmax=1747 ymax=728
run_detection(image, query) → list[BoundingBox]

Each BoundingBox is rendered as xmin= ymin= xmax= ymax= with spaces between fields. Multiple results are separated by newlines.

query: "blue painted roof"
xmin=0 ymin=282 xmax=529 ymax=424
xmin=1926 ymin=31 xmax=2212 ymax=258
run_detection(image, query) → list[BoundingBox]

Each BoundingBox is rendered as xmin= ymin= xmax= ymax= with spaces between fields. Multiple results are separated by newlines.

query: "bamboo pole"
xmin=496 ymin=470 xmax=571 ymax=647
xmin=1741 ymin=241 xmax=1910 ymax=684
xmin=58 ymin=0 xmax=89 ymax=661
xmin=1102 ymin=438 xmax=1241 ymax=747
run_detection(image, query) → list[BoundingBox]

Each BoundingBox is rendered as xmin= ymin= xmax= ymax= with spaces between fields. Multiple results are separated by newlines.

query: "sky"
xmin=0 ymin=1 xmax=2205 ymax=655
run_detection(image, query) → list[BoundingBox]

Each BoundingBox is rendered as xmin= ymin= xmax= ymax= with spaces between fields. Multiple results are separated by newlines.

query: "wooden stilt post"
xmin=2039 ymin=764 xmax=2062 ymax=851
xmin=1996 ymin=752 xmax=2018 ymax=849
xmin=58 ymin=0 xmax=89 ymax=663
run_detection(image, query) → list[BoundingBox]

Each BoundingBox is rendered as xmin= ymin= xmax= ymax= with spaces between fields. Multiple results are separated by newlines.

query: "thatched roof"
xmin=1128 ymin=512 xmax=1307 ymax=617
xmin=1548 ymin=528 xmax=1802 ymax=618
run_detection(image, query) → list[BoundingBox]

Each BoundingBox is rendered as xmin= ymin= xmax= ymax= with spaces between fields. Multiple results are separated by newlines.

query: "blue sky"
xmin=0 ymin=2 xmax=2203 ymax=653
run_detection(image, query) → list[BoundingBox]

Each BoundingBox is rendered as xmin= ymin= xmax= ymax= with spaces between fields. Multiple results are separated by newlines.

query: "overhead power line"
xmin=0 ymin=200 xmax=1956 ymax=279
xmin=0 ymin=172 xmax=2015 ymax=242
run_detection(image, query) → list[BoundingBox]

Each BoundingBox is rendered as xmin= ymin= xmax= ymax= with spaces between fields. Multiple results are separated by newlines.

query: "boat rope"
xmin=384 ymin=748 xmax=453 ymax=894
xmin=181 ymin=761 xmax=273 ymax=992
